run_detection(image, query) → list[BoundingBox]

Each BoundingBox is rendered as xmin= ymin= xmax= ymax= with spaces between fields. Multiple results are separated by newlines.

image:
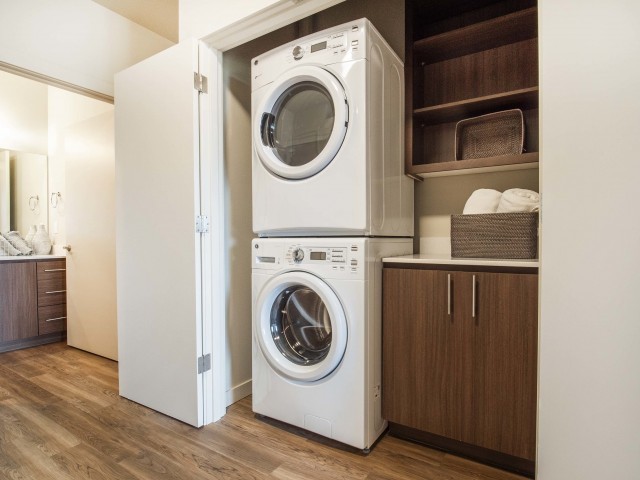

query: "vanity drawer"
xmin=38 ymin=304 xmax=67 ymax=334
xmin=36 ymin=260 xmax=66 ymax=283
xmin=37 ymin=278 xmax=67 ymax=307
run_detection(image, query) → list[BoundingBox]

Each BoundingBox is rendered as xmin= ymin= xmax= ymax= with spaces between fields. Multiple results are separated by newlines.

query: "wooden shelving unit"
xmin=406 ymin=0 xmax=539 ymax=178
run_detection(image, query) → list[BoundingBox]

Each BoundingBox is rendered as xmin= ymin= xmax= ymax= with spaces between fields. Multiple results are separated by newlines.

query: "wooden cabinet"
xmin=406 ymin=0 xmax=539 ymax=177
xmin=382 ymin=265 xmax=537 ymax=476
xmin=0 ymin=258 xmax=67 ymax=352
xmin=0 ymin=262 xmax=38 ymax=342
xmin=36 ymin=260 xmax=68 ymax=335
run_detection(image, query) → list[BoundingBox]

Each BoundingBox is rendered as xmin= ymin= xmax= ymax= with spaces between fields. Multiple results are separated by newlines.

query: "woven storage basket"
xmin=455 ymin=109 xmax=524 ymax=160
xmin=450 ymin=212 xmax=538 ymax=259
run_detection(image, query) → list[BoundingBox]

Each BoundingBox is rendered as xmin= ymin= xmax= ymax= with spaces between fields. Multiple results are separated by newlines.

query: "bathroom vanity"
xmin=0 ymin=256 xmax=67 ymax=352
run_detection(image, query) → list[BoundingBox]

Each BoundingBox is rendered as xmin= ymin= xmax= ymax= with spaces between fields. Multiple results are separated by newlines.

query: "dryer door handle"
xmin=260 ymin=112 xmax=276 ymax=148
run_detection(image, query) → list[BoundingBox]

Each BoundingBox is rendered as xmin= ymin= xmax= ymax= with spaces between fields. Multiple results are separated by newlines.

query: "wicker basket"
xmin=450 ymin=212 xmax=538 ymax=259
xmin=455 ymin=109 xmax=524 ymax=160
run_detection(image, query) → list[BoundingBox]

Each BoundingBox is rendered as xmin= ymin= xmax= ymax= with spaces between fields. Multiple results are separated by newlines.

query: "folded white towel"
xmin=463 ymin=189 xmax=502 ymax=214
xmin=497 ymin=188 xmax=540 ymax=213
xmin=0 ymin=235 xmax=21 ymax=256
xmin=3 ymin=231 xmax=33 ymax=255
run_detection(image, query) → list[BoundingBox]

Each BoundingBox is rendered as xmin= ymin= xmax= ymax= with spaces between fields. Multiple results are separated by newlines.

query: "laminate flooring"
xmin=0 ymin=343 xmax=527 ymax=480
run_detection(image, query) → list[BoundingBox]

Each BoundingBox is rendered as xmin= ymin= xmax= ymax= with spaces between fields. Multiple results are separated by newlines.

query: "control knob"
xmin=292 ymin=45 xmax=304 ymax=60
xmin=292 ymin=247 xmax=304 ymax=263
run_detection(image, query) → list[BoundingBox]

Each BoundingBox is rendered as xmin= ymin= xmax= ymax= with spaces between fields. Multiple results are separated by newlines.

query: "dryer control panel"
xmin=283 ymin=26 xmax=359 ymax=64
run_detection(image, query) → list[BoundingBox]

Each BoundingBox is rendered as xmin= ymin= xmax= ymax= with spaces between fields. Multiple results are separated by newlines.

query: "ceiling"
xmin=91 ymin=0 xmax=178 ymax=43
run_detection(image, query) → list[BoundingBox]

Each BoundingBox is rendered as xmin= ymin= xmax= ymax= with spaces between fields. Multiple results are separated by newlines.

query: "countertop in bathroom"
xmin=0 ymin=255 xmax=66 ymax=262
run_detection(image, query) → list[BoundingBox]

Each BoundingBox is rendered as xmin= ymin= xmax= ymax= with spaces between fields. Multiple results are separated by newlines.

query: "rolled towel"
xmin=2 ymin=231 xmax=33 ymax=255
xmin=463 ymin=189 xmax=502 ymax=214
xmin=0 ymin=235 xmax=21 ymax=256
xmin=497 ymin=188 xmax=540 ymax=213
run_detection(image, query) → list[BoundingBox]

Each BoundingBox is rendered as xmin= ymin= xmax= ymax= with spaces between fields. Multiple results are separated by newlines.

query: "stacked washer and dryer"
xmin=251 ymin=19 xmax=413 ymax=452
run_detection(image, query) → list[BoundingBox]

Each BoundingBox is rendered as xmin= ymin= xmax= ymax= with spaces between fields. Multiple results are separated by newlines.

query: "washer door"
xmin=254 ymin=66 xmax=348 ymax=180
xmin=255 ymin=271 xmax=347 ymax=382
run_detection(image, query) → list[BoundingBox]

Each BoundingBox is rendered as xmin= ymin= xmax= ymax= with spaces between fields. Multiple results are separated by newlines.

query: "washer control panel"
xmin=285 ymin=245 xmax=347 ymax=264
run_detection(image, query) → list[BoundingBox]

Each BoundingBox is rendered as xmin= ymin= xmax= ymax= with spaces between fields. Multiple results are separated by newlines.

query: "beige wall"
xmin=0 ymin=0 xmax=172 ymax=97
xmin=537 ymin=0 xmax=640 ymax=478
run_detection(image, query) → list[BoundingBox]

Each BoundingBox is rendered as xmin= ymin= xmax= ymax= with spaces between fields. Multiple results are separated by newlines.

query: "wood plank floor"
xmin=0 ymin=343 xmax=527 ymax=480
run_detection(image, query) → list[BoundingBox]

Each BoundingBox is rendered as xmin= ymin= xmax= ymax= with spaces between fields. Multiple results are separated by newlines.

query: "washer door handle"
xmin=260 ymin=112 xmax=276 ymax=147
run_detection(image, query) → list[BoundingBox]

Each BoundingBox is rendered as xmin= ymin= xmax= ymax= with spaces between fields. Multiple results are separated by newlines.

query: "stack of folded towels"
xmin=462 ymin=188 xmax=540 ymax=215
xmin=0 ymin=231 xmax=33 ymax=256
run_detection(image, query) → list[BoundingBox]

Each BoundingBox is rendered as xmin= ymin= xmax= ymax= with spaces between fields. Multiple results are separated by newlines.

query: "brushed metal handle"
xmin=45 ymin=316 xmax=66 ymax=322
xmin=44 ymin=268 xmax=66 ymax=272
xmin=45 ymin=290 xmax=66 ymax=294
xmin=447 ymin=274 xmax=451 ymax=316
xmin=472 ymin=275 xmax=477 ymax=318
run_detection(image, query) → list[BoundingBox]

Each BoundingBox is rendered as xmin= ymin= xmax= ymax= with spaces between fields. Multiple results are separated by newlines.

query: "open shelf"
xmin=414 ymin=87 xmax=539 ymax=125
xmin=414 ymin=7 xmax=538 ymax=64
xmin=410 ymin=152 xmax=539 ymax=177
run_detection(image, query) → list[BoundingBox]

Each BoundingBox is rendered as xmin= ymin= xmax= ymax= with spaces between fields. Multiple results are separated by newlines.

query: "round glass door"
xmin=255 ymin=271 xmax=347 ymax=382
xmin=254 ymin=66 xmax=349 ymax=180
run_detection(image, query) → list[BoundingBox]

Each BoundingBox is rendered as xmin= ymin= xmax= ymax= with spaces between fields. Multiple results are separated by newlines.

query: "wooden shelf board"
xmin=414 ymin=87 xmax=539 ymax=125
xmin=414 ymin=7 xmax=538 ymax=64
xmin=408 ymin=152 xmax=539 ymax=178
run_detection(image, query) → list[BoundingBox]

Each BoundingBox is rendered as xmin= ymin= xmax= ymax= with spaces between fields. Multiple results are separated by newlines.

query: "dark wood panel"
xmin=36 ymin=259 xmax=66 ymax=277
xmin=38 ymin=304 xmax=67 ymax=335
xmin=0 ymin=343 xmax=529 ymax=480
xmin=414 ymin=8 xmax=537 ymax=64
xmin=382 ymin=269 xmax=472 ymax=442
xmin=0 ymin=262 xmax=38 ymax=342
xmin=421 ymin=39 xmax=538 ymax=107
xmin=472 ymin=272 xmax=538 ymax=460
xmin=37 ymin=277 xmax=67 ymax=307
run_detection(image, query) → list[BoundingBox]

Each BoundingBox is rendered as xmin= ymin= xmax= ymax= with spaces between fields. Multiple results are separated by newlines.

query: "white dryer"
xmin=251 ymin=19 xmax=413 ymax=237
xmin=252 ymin=237 xmax=412 ymax=450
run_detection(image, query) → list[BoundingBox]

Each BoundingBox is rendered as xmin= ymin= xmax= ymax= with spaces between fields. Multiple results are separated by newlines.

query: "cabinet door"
xmin=0 ymin=262 xmax=37 ymax=341
xmin=472 ymin=272 xmax=538 ymax=460
xmin=383 ymin=268 xmax=471 ymax=441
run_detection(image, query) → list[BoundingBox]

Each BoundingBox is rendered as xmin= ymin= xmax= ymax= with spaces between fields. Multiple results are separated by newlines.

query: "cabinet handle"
xmin=472 ymin=275 xmax=476 ymax=318
xmin=447 ymin=274 xmax=451 ymax=316
xmin=45 ymin=290 xmax=66 ymax=294
xmin=45 ymin=316 xmax=66 ymax=322
xmin=44 ymin=268 xmax=66 ymax=272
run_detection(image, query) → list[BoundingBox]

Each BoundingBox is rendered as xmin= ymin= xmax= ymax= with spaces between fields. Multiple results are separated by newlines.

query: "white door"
xmin=64 ymin=108 xmax=118 ymax=360
xmin=115 ymin=39 xmax=224 ymax=427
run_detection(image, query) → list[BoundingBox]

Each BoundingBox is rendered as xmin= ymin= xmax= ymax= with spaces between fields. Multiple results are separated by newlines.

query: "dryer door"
xmin=255 ymin=271 xmax=348 ymax=382
xmin=254 ymin=66 xmax=348 ymax=180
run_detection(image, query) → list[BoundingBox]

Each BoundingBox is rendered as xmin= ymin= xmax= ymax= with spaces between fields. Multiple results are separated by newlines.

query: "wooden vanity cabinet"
xmin=0 ymin=258 xmax=67 ymax=352
xmin=0 ymin=262 xmax=38 ymax=342
xmin=382 ymin=265 xmax=538 ymax=476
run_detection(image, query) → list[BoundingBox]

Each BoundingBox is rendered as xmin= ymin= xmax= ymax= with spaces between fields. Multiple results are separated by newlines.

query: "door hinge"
xmin=198 ymin=353 xmax=211 ymax=374
xmin=194 ymin=73 xmax=208 ymax=93
xmin=196 ymin=215 xmax=209 ymax=233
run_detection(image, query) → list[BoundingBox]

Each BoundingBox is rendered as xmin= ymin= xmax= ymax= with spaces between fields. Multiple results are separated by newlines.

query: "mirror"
xmin=0 ymin=149 xmax=48 ymax=237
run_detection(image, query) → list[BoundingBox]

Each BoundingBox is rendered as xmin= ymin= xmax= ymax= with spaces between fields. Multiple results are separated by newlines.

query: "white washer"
xmin=252 ymin=237 xmax=412 ymax=450
xmin=251 ymin=18 xmax=413 ymax=237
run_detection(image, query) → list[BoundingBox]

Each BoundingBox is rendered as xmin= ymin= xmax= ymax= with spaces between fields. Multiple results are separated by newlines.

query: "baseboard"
xmin=226 ymin=379 xmax=252 ymax=406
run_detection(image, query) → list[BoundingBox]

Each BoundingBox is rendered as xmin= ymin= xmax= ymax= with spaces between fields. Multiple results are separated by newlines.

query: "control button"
xmin=292 ymin=248 xmax=304 ymax=263
xmin=352 ymin=25 xmax=359 ymax=32
xmin=350 ymin=259 xmax=358 ymax=266
xmin=292 ymin=45 xmax=304 ymax=60
xmin=351 ymin=40 xmax=359 ymax=47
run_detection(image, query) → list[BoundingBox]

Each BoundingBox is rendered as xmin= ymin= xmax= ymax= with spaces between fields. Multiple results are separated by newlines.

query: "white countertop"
xmin=0 ymin=254 xmax=66 ymax=262
xmin=383 ymin=253 xmax=539 ymax=268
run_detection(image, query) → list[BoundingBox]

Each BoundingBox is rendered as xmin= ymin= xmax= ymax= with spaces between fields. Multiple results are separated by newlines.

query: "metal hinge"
xmin=196 ymin=215 xmax=209 ymax=233
xmin=197 ymin=354 xmax=211 ymax=374
xmin=194 ymin=73 xmax=208 ymax=93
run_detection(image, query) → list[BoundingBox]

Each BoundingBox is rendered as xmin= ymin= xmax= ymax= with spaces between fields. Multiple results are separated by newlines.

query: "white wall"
xmin=182 ymin=0 xmax=344 ymax=48
xmin=0 ymin=71 xmax=48 ymax=154
xmin=0 ymin=0 xmax=173 ymax=97
xmin=537 ymin=1 xmax=640 ymax=478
